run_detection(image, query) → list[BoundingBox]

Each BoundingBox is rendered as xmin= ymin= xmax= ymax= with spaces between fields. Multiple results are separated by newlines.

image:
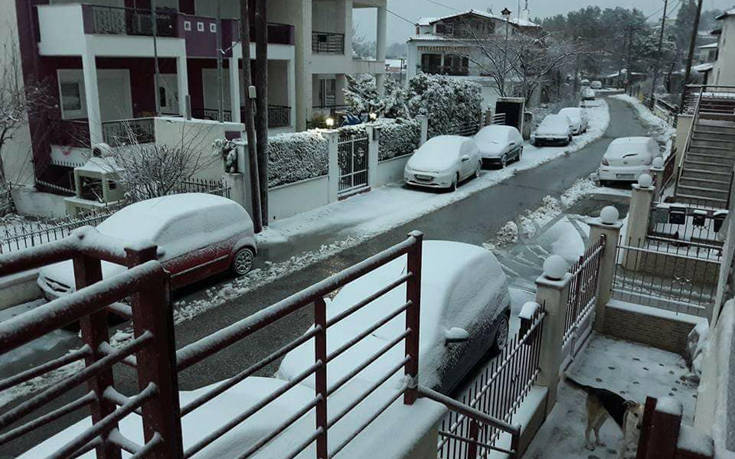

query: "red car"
xmin=38 ymin=193 xmax=257 ymax=298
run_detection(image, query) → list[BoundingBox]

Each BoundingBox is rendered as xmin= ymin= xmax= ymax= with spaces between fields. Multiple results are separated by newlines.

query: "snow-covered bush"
xmin=404 ymin=74 xmax=483 ymax=138
xmin=344 ymin=75 xmax=408 ymax=119
xmin=268 ymin=131 xmax=329 ymax=188
xmin=377 ymin=119 xmax=421 ymax=161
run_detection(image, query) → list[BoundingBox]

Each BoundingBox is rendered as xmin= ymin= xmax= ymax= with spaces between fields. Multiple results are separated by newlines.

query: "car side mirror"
xmin=461 ymin=155 xmax=470 ymax=162
xmin=445 ymin=327 xmax=470 ymax=344
xmin=156 ymin=247 xmax=166 ymax=258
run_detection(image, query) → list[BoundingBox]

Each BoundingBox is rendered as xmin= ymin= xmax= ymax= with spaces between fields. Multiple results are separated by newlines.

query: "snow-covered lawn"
xmin=524 ymin=333 xmax=698 ymax=459
xmin=175 ymin=100 xmax=611 ymax=323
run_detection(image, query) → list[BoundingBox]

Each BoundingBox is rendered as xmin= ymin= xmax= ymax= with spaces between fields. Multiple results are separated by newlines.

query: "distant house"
xmin=406 ymin=9 xmax=542 ymax=109
xmin=710 ymin=9 xmax=735 ymax=86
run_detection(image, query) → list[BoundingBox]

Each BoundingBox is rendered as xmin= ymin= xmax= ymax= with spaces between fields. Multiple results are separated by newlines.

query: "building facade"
xmin=6 ymin=0 xmax=387 ymax=193
xmin=711 ymin=9 xmax=735 ymax=87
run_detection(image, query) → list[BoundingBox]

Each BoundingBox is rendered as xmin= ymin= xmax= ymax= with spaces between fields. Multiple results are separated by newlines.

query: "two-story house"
xmin=4 ymin=0 xmax=387 ymax=195
xmin=406 ymin=9 xmax=541 ymax=109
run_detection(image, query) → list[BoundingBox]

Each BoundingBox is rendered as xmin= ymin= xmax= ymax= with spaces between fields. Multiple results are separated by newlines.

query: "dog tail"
xmin=562 ymin=373 xmax=592 ymax=392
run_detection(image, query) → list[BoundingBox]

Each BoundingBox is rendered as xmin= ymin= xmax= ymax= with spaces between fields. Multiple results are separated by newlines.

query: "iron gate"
xmin=338 ymin=134 xmax=369 ymax=196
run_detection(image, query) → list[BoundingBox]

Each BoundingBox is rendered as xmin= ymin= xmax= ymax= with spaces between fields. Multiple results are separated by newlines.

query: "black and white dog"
xmin=565 ymin=375 xmax=644 ymax=458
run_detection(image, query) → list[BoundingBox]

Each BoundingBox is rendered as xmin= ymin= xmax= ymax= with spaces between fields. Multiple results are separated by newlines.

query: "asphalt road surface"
xmin=1 ymin=97 xmax=648 ymax=457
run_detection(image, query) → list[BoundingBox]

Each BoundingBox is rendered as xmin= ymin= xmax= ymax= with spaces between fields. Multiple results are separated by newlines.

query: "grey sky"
xmin=353 ymin=0 xmax=734 ymax=45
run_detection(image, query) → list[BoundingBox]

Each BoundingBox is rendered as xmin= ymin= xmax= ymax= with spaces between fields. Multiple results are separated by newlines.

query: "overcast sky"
xmin=353 ymin=0 xmax=734 ymax=45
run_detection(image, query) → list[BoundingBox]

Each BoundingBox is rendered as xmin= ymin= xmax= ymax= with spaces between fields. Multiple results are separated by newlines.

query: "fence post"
xmin=588 ymin=206 xmax=623 ymax=333
xmin=126 ymin=246 xmax=184 ymax=458
xmin=624 ymin=175 xmax=655 ymax=270
xmin=535 ymin=255 xmax=572 ymax=416
xmin=73 ymin=252 xmax=121 ymax=459
xmin=404 ymin=230 xmax=423 ymax=405
xmin=314 ymin=297 xmax=328 ymax=458
xmin=417 ymin=115 xmax=428 ymax=145
xmin=367 ymin=126 xmax=380 ymax=188
xmin=467 ymin=419 xmax=479 ymax=458
xmin=326 ymin=130 xmax=340 ymax=202
xmin=649 ymin=157 xmax=665 ymax=201
xmin=637 ymin=397 xmax=681 ymax=459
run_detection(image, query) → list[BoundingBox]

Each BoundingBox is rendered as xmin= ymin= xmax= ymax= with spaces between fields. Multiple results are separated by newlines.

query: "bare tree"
xmin=104 ymin=123 xmax=220 ymax=202
xmin=0 ymin=41 xmax=51 ymax=185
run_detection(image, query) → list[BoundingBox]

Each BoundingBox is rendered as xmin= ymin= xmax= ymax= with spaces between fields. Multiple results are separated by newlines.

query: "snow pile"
xmin=267 ymin=130 xmax=329 ymax=188
xmin=686 ymin=321 xmax=709 ymax=380
xmin=610 ymin=94 xmax=676 ymax=157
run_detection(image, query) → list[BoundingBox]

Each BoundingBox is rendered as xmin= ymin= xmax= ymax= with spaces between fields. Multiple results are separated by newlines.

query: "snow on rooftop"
xmin=693 ymin=62 xmax=714 ymax=72
xmin=417 ymin=9 xmax=540 ymax=29
xmin=699 ymin=42 xmax=718 ymax=49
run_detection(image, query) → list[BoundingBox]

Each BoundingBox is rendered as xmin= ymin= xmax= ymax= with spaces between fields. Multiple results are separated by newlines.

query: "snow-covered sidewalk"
xmin=524 ymin=333 xmax=697 ymax=459
xmin=175 ymin=100 xmax=610 ymax=322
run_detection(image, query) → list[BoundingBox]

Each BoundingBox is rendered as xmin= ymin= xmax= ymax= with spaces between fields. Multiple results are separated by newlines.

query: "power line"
xmin=385 ymin=7 xmax=417 ymax=26
xmin=423 ymin=0 xmax=460 ymax=12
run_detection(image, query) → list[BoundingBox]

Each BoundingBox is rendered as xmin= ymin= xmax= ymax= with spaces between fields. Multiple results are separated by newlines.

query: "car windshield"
xmin=476 ymin=126 xmax=508 ymax=144
xmin=96 ymin=208 xmax=166 ymax=243
xmin=559 ymin=109 xmax=580 ymax=121
xmin=540 ymin=115 xmax=568 ymax=131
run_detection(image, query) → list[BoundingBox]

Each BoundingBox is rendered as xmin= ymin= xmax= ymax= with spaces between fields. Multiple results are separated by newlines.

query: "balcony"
xmin=82 ymin=5 xmax=178 ymax=37
xmin=312 ymin=31 xmax=345 ymax=54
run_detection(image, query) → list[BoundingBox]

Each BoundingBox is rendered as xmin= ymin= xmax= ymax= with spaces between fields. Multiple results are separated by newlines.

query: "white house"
xmin=711 ymin=9 xmax=735 ymax=86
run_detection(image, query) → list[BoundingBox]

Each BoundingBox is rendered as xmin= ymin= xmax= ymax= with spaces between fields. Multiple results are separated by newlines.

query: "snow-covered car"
xmin=590 ymin=80 xmax=602 ymax=89
xmin=558 ymin=107 xmax=589 ymax=135
xmin=598 ymin=136 xmax=659 ymax=185
xmin=531 ymin=114 xmax=573 ymax=146
xmin=580 ymin=79 xmax=590 ymax=86
xmin=473 ymin=125 xmax=524 ymax=168
xmin=404 ymin=135 xmax=482 ymax=191
xmin=276 ymin=240 xmax=511 ymax=394
xmin=581 ymin=87 xmax=596 ymax=101
xmin=37 ymin=193 xmax=257 ymax=299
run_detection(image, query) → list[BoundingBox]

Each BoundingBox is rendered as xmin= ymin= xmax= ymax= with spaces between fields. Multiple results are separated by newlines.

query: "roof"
xmin=699 ymin=42 xmax=718 ymax=49
xmin=716 ymin=9 xmax=735 ymax=20
xmin=417 ymin=9 xmax=540 ymax=29
xmin=693 ymin=62 xmax=714 ymax=72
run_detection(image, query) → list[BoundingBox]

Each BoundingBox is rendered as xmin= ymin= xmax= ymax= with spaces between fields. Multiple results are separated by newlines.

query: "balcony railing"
xmin=83 ymin=5 xmax=178 ymax=37
xmin=191 ymin=106 xmax=292 ymax=128
xmin=101 ymin=118 xmax=156 ymax=146
xmin=48 ymin=120 xmax=91 ymax=149
xmin=312 ymin=31 xmax=345 ymax=54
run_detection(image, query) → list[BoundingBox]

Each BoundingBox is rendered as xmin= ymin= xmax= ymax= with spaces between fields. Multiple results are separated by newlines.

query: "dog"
xmin=564 ymin=375 xmax=644 ymax=458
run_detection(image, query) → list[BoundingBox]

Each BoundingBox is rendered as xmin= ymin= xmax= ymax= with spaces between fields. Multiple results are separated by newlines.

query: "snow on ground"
xmin=174 ymin=100 xmax=610 ymax=323
xmin=611 ymin=94 xmax=676 ymax=154
xmin=525 ymin=333 xmax=698 ymax=459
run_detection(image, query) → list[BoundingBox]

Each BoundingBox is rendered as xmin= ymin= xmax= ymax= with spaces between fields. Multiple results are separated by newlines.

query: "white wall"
xmin=714 ymin=17 xmax=735 ymax=86
xmin=269 ymin=175 xmax=329 ymax=221
xmin=0 ymin=0 xmax=34 ymax=187
xmin=375 ymin=155 xmax=409 ymax=187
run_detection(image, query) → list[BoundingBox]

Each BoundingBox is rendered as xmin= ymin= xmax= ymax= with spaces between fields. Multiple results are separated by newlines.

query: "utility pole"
xmin=216 ymin=0 xmax=224 ymax=122
xmin=649 ymin=0 xmax=668 ymax=108
xmin=682 ymin=0 xmax=704 ymax=88
xmin=240 ymin=0 xmax=263 ymax=233
xmin=152 ymin=0 xmax=161 ymax=116
xmin=625 ymin=26 xmax=634 ymax=96
xmin=254 ymin=0 xmax=269 ymax=226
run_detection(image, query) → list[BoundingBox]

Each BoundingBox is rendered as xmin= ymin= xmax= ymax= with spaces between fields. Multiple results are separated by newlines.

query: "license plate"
xmin=415 ymin=175 xmax=433 ymax=182
xmin=616 ymin=173 xmax=635 ymax=179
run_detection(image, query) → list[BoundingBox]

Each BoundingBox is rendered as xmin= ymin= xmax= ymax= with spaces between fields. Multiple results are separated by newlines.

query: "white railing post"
xmin=535 ymin=255 xmax=572 ymax=416
xmin=417 ymin=115 xmax=428 ymax=146
xmin=326 ymin=130 xmax=340 ymax=202
xmin=649 ymin=157 xmax=665 ymax=201
xmin=588 ymin=206 xmax=623 ymax=332
xmin=624 ymin=174 xmax=655 ymax=270
xmin=367 ymin=125 xmax=380 ymax=188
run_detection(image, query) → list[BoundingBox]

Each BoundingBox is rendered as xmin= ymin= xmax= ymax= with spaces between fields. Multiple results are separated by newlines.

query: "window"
xmin=184 ymin=20 xmax=191 ymax=31
xmin=60 ymin=82 xmax=82 ymax=111
xmin=197 ymin=21 xmax=204 ymax=32
xmin=209 ymin=23 xmax=216 ymax=33
xmin=421 ymin=54 xmax=442 ymax=74
xmin=159 ymin=87 xmax=167 ymax=108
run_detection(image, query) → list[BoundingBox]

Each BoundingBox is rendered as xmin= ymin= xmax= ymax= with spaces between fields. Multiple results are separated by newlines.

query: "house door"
xmin=157 ymin=74 xmax=180 ymax=115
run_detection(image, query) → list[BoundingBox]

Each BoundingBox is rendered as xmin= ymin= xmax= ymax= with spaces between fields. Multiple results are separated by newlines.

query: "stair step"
xmin=693 ymin=129 xmax=735 ymax=138
xmin=681 ymin=167 xmax=732 ymax=177
xmin=687 ymin=151 xmax=735 ymax=160
xmin=688 ymin=143 xmax=734 ymax=152
xmin=674 ymin=193 xmax=728 ymax=204
xmin=678 ymin=184 xmax=729 ymax=195
xmin=691 ymin=135 xmax=735 ymax=145
xmin=684 ymin=159 xmax=733 ymax=169
xmin=678 ymin=175 xmax=731 ymax=186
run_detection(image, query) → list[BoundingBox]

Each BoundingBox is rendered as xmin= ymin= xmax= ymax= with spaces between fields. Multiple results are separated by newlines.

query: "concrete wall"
xmin=0 ymin=0 xmax=34 ymax=187
xmin=603 ymin=299 xmax=705 ymax=354
xmin=268 ymin=175 xmax=329 ymax=221
xmin=375 ymin=155 xmax=410 ymax=187
xmin=713 ymin=17 xmax=735 ymax=86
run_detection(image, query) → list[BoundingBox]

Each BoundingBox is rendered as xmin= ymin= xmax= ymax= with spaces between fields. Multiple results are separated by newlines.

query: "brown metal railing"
xmin=563 ymin=235 xmax=605 ymax=347
xmin=173 ymin=231 xmax=424 ymax=457
xmin=0 ymin=227 xmax=180 ymax=457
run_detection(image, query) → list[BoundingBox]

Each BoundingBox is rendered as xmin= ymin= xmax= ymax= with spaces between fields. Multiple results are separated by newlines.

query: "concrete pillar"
xmin=406 ymin=44 xmax=419 ymax=84
xmin=293 ymin=0 xmax=312 ymax=131
xmin=376 ymin=5 xmax=387 ymax=62
xmin=339 ymin=0 xmax=353 ymax=57
xmin=624 ymin=178 xmax=655 ymax=270
xmin=287 ymin=56 xmax=296 ymax=128
xmin=376 ymin=73 xmax=386 ymax=97
xmin=229 ymin=56 xmax=241 ymax=123
xmin=417 ymin=115 xmax=428 ymax=145
xmin=367 ymin=125 xmax=380 ymax=187
xmin=81 ymin=48 xmax=103 ymax=145
xmin=649 ymin=160 xmax=665 ymax=201
xmin=326 ymin=130 xmax=340 ymax=202
xmin=588 ymin=207 xmax=623 ymax=333
xmin=535 ymin=256 xmax=572 ymax=416
xmin=224 ymin=172 xmax=247 ymax=210
xmin=336 ymin=74 xmax=348 ymax=107
xmin=176 ymin=55 xmax=190 ymax=118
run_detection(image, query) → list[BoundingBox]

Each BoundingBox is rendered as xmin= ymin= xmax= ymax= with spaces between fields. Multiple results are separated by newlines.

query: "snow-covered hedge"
xmin=378 ymin=119 xmax=421 ymax=161
xmin=268 ymin=131 xmax=329 ymax=188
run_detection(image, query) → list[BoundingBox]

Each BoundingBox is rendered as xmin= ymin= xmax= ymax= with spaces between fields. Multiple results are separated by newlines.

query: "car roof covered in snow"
xmin=559 ymin=107 xmax=583 ymax=117
xmin=540 ymin=114 xmax=570 ymax=128
xmin=475 ymin=125 xmax=520 ymax=141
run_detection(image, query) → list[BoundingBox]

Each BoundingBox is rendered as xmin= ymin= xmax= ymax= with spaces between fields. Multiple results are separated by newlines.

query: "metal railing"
xmin=680 ymin=84 xmax=735 ymax=115
xmin=612 ymin=235 xmax=721 ymax=317
xmin=491 ymin=113 xmax=507 ymax=125
xmin=648 ymin=204 xmax=727 ymax=246
xmin=85 ymin=5 xmax=178 ymax=37
xmin=337 ymin=135 xmax=369 ymax=196
xmin=656 ymin=147 xmax=678 ymax=202
xmin=101 ymin=117 xmax=156 ymax=146
xmin=48 ymin=119 xmax=92 ymax=148
xmin=312 ymin=31 xmax=345 ymax=54
xmin=0 ymin=228 xmax=180 ymax=457
xmin=434 ymin=306 xmax=545 ymax=458
xmin=268 ymin=104 xmax=291 ymax=128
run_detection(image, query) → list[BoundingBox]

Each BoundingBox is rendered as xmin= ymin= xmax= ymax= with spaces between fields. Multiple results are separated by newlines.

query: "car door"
xmin=458 ymin=141 xmax=472 ymax=179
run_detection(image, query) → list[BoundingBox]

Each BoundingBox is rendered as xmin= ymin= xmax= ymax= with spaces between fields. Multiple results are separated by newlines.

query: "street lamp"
xmin=501 ymin=8 xmax=511 ymax=96
xmin=325 ymin=117 xmax=335 ymax=128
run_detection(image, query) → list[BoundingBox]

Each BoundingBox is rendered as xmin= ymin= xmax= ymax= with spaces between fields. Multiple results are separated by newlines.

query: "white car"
xmin=473 ymin=125 xmax=524 ymax=168
xmin=276 ymin=240 xmax=511 ymax=394
xmin=581 ymin=87 xmax=596 ymax=101
xmin=590 ymin=80 xmax=602 ymax=89
xmin=531 ymin=114 xmax=573 ymax=146
xmin=37 ymin=193 xmax=257 ymax=299
xmin=598 ymin=137 xmax=659 ymax=185
xmin=404 ymin=135 xmax=482 ymax=190
xmin=558 ymin=107 xmax=589 ymax=135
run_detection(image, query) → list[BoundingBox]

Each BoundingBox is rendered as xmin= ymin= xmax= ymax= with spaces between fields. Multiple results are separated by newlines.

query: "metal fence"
xmin=337 ymin=134 xmax=370 ymax=196
xmin=311 ymin=31 xmax=345 ymax=54
xmin=437 ymin=305 xmax=544 ymax=458
xmin=0 ymin=178 xmax=230 ymax=254
xmin=612 ymin=235 xmax=721 ymax=317
xmin=101 ymin=117 xmax=156 ymax=146
xmin=87 ymin=4 xmax=178 ymax=37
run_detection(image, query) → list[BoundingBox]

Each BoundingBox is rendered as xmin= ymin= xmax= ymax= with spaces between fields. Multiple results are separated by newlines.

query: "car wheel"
xmin=491 ymin=313 xmax=510 ymax=353
xmin=231 ymin=247 xmax=255 ymax=276
xmin=501 ymin=154 xmax=508 ymax=168
xmin=450 ymin=174 xmax=458 ymax=192
xmin=517 ymin=147 xmax=523 ymax=162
